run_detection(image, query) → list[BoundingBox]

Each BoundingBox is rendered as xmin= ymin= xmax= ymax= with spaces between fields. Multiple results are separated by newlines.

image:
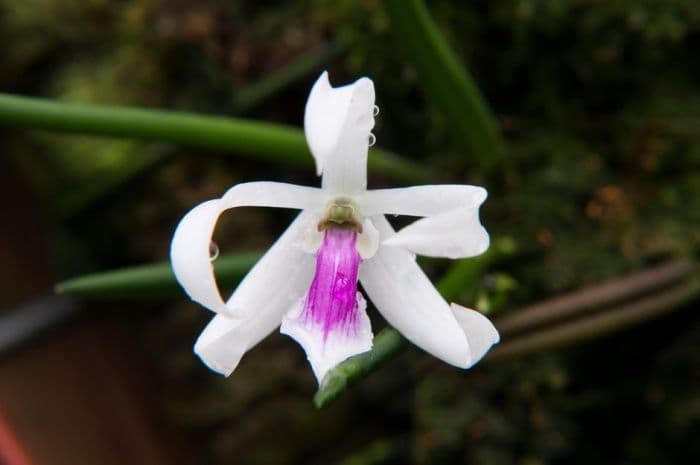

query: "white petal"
xmin=194 ymin=212 xmax=316 ymax=376
xmin=359 ymin=216 xmax=477 ymax=368
xmin=280 ymin=293 xmax=373 ymax=384
xmin=358 ymin=185 xmax=487 ymax=217
xmin=300 ymin=214 xmax=324 ymax=254
xmin=383 ymin=207 xmax=489 ymax=259
xmin=170 ymin=181 xmax=322 ymax=315
xmin=304 ymin=71 xmax=375 ymax=194
xmin=170 ymin=199 xmax=230 ymax=314
xmin=450 ymin=303 xmax=500 ymax=365
xmin=356 ymin=218 xmax=379 ymax=259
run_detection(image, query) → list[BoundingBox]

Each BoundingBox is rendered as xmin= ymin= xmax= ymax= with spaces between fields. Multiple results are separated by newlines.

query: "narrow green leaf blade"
xmin=55 ymin=251 xmax=262 ymax=299
xmin=382 ymin=0 xmax=506 ymax=172
xmin=0 ymin=93 xmax=428 ymax=182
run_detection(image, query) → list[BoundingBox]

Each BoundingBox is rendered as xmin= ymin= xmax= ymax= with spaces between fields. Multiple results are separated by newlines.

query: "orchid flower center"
xmin=318 ymin=197 xmax=362 ymax=233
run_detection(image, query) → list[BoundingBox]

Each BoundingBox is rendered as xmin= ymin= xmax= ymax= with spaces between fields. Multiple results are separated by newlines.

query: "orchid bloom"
xmin=170 ymin=72 xmax=499 ymax=383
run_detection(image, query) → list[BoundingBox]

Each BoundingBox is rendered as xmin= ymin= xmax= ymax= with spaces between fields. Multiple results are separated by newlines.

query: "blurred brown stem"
xmin=494 ymin=260 xmax=695 ymax=338
xmin=489 ymin=279 xmax=699 ymax=362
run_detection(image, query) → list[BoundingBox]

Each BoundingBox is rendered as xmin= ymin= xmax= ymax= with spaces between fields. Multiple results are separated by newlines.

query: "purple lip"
xmin=300 ymin=227 xmax=363 ymax=340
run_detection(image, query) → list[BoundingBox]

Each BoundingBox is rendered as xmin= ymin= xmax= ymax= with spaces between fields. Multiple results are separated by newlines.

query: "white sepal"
xmin=383 ymin=207 xmax=489 ymax=259
xmin=304 ymin=71 xmax=375 ymax=194
xmin=358 ymin=185 xmax=487 ymax=217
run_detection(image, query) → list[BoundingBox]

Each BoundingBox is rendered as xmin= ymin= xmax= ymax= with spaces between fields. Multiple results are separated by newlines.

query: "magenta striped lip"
xmin=299 ymin=227 xmax=363 ymax=341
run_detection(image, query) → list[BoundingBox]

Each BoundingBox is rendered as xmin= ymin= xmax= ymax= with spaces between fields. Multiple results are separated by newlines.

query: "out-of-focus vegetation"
xmin=1 ymin=0 xmax=699 ymax=464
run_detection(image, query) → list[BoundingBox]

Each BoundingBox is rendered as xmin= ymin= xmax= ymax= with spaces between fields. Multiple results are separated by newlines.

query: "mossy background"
xmin=0 ymin=0 xmax=699 ymax=464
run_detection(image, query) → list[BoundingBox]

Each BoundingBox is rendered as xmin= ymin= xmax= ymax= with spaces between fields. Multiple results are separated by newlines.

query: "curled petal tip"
xmin=450 ymin=303 xmax=500 ymax=367
xmin=474 ymin=186 xmax=488 ymax=205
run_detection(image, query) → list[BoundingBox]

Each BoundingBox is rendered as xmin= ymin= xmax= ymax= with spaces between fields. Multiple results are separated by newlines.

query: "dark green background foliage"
xmin=1 ymin=0 xmax=699 ymax=464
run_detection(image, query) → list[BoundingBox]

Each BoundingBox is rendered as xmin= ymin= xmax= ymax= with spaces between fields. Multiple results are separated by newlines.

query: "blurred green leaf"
xmin=55 ymin=251 xmax=262 ymax=299
xmin=54 ymin=147 xmax=167 ymax=218
xmin=49 ymin=44 xmax=344 ymax=217
xmin=0 ymin=93 xmax=429 ymax=183
xmin=337 ymin=437 xmax=399 ymax=465
xmin=382 ymin=0 xmax=506 ymax=173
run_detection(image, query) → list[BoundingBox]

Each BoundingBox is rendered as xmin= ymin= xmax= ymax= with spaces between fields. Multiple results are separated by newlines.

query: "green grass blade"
xmin=0 ymin=93 xmax=428 ymax=182
xmin=55 ymin=251 xmax=262 ymax=299
xmin=382 ymin=0 xmax=506 ymax=172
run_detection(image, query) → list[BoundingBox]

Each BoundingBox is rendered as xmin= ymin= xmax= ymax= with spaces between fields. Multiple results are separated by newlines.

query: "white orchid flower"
xmin=170 ymin=71 xmax=499 ymax=384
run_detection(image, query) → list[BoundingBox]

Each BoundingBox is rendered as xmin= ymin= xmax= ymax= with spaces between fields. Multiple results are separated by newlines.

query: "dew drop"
xmin=368 ymin=133 xmax=376 ymax=147
xmin=373 ymin=105 xmax=380 ymax=116
xmin=209 ymin=241 xmax=220 ymax=261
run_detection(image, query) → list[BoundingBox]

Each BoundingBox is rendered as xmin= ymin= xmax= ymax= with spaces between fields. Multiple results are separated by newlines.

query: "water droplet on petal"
xmin=373 ymin=105 xmax=380 ymax=116
xmin=209 ymin=241 xmax=220 ymax=261
xmin=368 ymin=133 xmax=376 ymax=147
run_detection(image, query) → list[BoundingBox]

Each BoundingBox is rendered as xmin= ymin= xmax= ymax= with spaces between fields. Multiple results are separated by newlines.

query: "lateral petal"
xmin=194 ymin=211 xmax=316 ymax=376
xmin=170 ymin=181 xmax=322 ymax=315
xmin=356 ymin=218 xmax=380 ymax=259
xmin=359 ymin=216 xmax=477 ymax=368
xmin=304 ymin=71 xmax=375 ymax=194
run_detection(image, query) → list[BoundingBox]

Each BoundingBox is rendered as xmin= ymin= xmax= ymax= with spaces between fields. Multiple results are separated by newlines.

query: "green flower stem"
xmin=382 ymin=0 xmax=506 ymax=172
xmin=0 ymin=93 xmax=428 ymax=183
xmin=55 ymin=251 xmax=262 ymax=299
xmin=313 ymin=327 xmax=406 ymax=408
